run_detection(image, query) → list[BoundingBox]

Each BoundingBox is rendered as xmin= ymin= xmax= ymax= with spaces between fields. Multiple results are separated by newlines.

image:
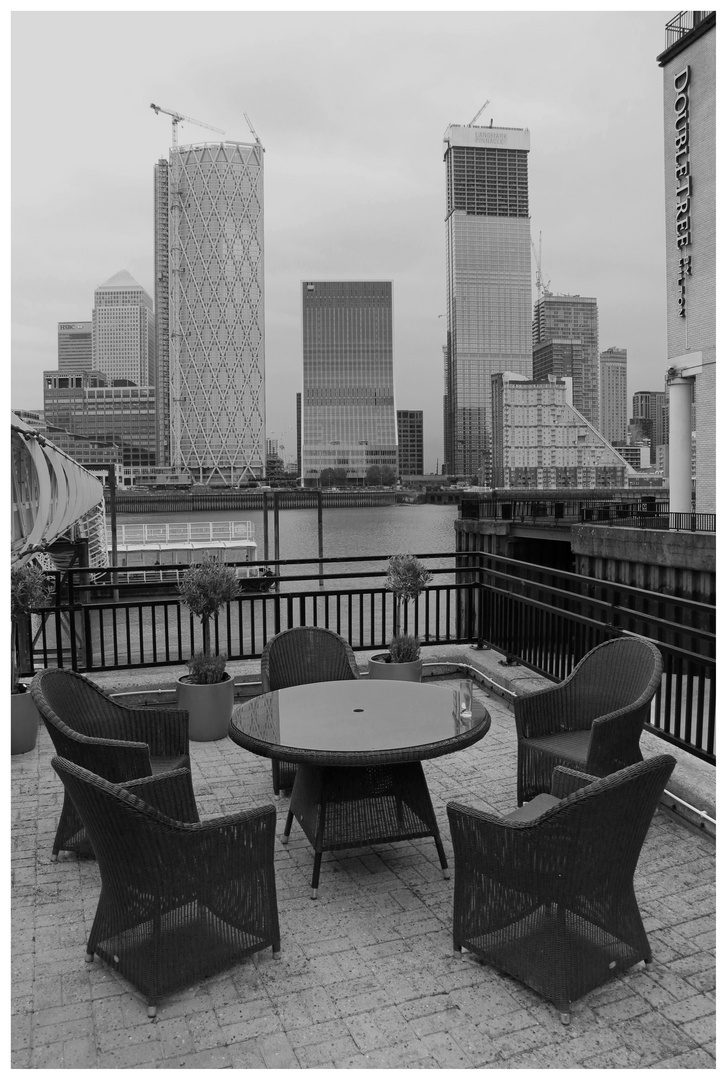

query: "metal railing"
xmin=20 ymin=551 xmax=715 ymax=765
xmin=580 ymin=508 xmax=715 ymax=532
xmin=665 ymin=11 xmax=712 ymax=49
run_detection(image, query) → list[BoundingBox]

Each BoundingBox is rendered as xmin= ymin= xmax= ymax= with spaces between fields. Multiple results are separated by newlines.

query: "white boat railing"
xmin=116 ymin=521 xmax=255 ymax=545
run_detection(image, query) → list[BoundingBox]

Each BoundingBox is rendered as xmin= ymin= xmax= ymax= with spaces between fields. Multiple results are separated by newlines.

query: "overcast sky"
xmin=11 ymin=5 xmax=674 ymax=472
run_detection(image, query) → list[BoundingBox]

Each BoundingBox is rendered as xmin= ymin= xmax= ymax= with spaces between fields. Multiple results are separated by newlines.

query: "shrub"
xmin=185 ymin=650 xmax=228 ymax=686
xmin=388 ymin=634 xmax=421 ymax=664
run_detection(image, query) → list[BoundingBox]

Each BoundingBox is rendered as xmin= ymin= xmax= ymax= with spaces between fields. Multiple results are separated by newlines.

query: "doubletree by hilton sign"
xmin=673 ymin=66 xmax=692 ymax=318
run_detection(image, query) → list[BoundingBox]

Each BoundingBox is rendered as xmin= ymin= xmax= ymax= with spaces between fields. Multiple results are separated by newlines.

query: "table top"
xmin=228 ymin=679 xmax=490 ymax=767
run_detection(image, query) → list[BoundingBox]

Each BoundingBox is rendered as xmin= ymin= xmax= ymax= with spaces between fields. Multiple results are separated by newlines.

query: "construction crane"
xmin=243 ymin=112 xmax=264 ymax=149
xmin=150 ymin=103 xmax=225 ymax=148
xmin=468 ymin=100 xmax=490 ymax=126
xmin=531 ymin=231 xmax=552 ymax=300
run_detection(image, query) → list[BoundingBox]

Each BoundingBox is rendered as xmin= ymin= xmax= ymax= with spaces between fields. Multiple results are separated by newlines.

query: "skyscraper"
xmin=154 ymin=139 xmax=266 ymax=484
xmin=397 ymin=410 xmax=424 ymax=476
xmin=632 ymin=389 xmax=667 ymax=463
xmin=599 ymin=346 xmax=628 ymax=444
xmin=92 ymin=271 xmax=155 ymax=387
xmin=301 ymin=281 xmax=397 ymax=486
xmin=532 ymin=294 xmax=599 ymax=429
xmin=443 ymin=122 xmax=532 ymax=482
xmin=58 ymin=321 xmax=92 ymax=374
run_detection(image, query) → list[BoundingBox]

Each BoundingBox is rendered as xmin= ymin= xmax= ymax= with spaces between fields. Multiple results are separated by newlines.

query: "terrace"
xmin=12 ymin=646 xmax=715 ymax=1068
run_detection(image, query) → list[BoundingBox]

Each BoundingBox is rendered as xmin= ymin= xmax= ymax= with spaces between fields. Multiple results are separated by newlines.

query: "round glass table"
xmin=229 ymin=679 xmax=490 ymax=897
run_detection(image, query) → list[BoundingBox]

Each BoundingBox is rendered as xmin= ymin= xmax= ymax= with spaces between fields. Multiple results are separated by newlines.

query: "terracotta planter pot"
xmin=176 ymin=672 xmax=235 ymax=741
xmin=368 ymin=653 xmax=423 ymax=683
xmin=11 ymin=688 xmax=40 ymax=755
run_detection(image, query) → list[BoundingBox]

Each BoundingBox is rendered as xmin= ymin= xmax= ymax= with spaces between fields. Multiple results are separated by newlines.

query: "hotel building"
xmin=657 ymin=11 xmax=716 ymax=514
xmin=443 ymin=122 xmax=532 ymax=483
xmin=301 ymin=281 xmax=397 ymax=486
xmin=154 ymin=140 xmax=266 ymax=484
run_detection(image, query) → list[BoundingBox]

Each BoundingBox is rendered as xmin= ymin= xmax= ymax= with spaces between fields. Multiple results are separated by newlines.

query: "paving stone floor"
xmin=11 ymin=679 xmax=716 ymax=1069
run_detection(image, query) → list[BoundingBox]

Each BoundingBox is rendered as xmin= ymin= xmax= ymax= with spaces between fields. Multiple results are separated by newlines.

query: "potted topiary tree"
xmin=11 ymin=562 xmax=54 ymax=754
xmin=176 ymin=559 xmax=240 ymax=741
xmin=369 ymin=553 xmax=432 ymax=682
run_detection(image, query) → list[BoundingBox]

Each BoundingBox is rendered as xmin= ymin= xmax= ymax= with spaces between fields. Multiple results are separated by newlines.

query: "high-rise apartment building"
xmin=153 ymin=158 xmax=170 ymax=467
xmin=92 ymin=271 xmax=155 ymax=387
xmin=397 ymin=410 xmax=424 ymax=476
xmin=532 ymin=295 xmax=599 ymax=429
xmin=632 ymin=389 xmax=667 ymax=463
xmin=154 ymin=139 xmax=266 ymax=485
xmin=443 ymin=122 xmax=532 ymax=482
xmin=657 ymin=11 xmax=716 ymax=513
xmin=491 ymin=372 xmax=628 ymax=489
xmin=599 ymin=346 xmax=628 ymax=444
xmin=301 ymin=281 xmax=397 ymax=486
xmin=58 ymin=322 xmax=92 ymax=374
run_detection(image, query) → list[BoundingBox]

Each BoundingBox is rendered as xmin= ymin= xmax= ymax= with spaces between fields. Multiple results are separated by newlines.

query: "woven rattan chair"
xmin=51 ymin=757 xmax=280 ymax=1018
xmin=31 ymin=668 xmax=190 ymax=859
xmin=260 ymin=627 xmax=360 ymax=795
xmin=514 ymin=636 xmax=663 ymax=806
xmin=447 ymin=753 xmax=676 ymax=1024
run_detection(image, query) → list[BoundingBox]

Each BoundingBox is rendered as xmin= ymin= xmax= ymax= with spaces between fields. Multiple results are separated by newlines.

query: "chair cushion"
xmin=523 ymin=728 xmax=591 ymax=764
xmin=504 ymin=794 xmax=561 ymax=822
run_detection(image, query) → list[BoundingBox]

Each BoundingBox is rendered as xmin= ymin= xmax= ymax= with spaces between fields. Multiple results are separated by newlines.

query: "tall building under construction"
xmin=442 ymin=120 xmax=532 ymax=483
xmin=154 ymin=134 xmax=266 ymax=483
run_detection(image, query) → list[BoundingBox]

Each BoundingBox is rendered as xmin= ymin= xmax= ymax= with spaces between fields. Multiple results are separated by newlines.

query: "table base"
xmin=281 ymin=761 xmax=450 ymax=898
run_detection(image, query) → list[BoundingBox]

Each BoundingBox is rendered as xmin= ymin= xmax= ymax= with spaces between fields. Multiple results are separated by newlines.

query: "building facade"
xmin=43 ymin=370 xmax=156 ymax=469
xmin=58 ymin=322 xmax=92 ymax=374
xmin=92 ymin=271 xmax=155 ymax=387
xmin=532 ymin=294 xmax=599 ymax=429
xmin=155 ymin=140 xmax=267 ymax=485
xmin=153 ymin=158 xmax=170 ymax=467
xmin=632 ymin=389 xmax=667 ymax=464
xmin=301 ymin=281 xmax=397 ymax=486
xmin=443 ymin=123 xmax=532 ymax=483
xmin=491 ymin=372 xmax=628 ymax=489
xmin=657 ymin=11 xmax=716 ymax=514
xmin=599 ymin=346 xmax=628 ymax=445
xmin=397 ymin=410 xmax=424 ymax=476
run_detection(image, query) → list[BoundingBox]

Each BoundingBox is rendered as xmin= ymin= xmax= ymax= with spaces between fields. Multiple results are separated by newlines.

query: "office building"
xmin=154 ymin=139 xmax=266 ymax=485
xmin=491 ymin=372 xmax=628 ymax=489
xmin=657 ymin=11 xmax=716 ymax=514
xmin=599 ymin=346 xmax=628 ymax=445
xmin=92 ymin=270 xmax=155 ymax=387
xmin=296 ymin=392 xmax=302 ymax=479
xmin=443 ymin=121 xmax=532 ymax=482
xmin=153 ymin=158 xmax=170 ymax=466
xmin=43 ymin=370 xmax=156 ymax=469
xmin=532 ymin=294 xmax=599 ymax=429
xmin=632 ymin=390 xmax=667 ymax=464
xmin=397 ymin=410 xmax=424 ymax=476
xmin=58 ymin=322 xmax=92 ymax=374
xmin=301 ymin=281 xmax=397 ymax=486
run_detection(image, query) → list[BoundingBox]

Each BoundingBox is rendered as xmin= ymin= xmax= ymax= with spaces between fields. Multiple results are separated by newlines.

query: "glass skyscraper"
xmin=155 ymin=140 xmax=266 ymax=484
xmin=301 ymin=281 xmax=397 ymax=486
xmin=92 ymin=271 xmax=155 ymax=388
xmin=443 ymin=123 xmax=532 ymax=483
xmin=532 ymin=294 xmax=600 ymax=430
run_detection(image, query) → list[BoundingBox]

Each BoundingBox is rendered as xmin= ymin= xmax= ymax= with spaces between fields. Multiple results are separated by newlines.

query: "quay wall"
xmin=113 ymin=490 xmax=400 ymax=514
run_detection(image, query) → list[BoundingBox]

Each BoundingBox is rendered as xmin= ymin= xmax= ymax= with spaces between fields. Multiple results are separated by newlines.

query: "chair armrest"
xmin=550 ymin=766 xmax=598 ymax=800
xmin=52 ymin=731 xmax=152 ymax=783
xmin=514 ymin=680 xmax=572 ymax=740
xmin=585 ymin=705 xmax=648 ymax=774
xmin=103 ymin=704 xmax=190 ymax=758
xmin=122 ymin=768 xmax=200 ymax=823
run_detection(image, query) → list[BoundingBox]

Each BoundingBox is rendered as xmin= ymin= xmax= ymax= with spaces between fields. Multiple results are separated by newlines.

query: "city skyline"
xmin=12 ymin=9 xmax=673 ymax=472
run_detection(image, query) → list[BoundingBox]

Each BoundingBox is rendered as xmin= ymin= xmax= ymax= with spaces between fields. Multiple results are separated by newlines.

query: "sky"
xmin=11 ymin=4 xmax=676 ymax=473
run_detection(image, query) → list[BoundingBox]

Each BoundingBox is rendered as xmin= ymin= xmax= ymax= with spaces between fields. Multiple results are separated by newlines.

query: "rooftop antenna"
xmin=468 ymin=100 xmax=490 ymax=126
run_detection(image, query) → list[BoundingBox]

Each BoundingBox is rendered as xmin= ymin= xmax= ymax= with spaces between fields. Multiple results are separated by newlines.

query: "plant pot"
xmin=11 ymin=688 xmax=40 ymax=755
xmin=368 ymin=653 xmax=423 ymax=683
xmin=176 ymin=672 xmax=235 ymax=741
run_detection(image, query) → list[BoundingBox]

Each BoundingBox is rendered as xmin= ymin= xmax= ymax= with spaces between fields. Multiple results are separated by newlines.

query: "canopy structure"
xmin=11 ymin=413 xmax=108 ymax=570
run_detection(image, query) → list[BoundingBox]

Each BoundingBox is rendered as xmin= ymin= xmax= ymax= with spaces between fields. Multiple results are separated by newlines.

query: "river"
xmin=111 ymin=502 xmax=461 ymax=588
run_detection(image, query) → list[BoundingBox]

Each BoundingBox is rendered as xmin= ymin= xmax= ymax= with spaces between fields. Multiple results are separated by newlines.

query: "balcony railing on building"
xmin=17 ymin=551 xmax=715 ymax=768
xmin=664 ymin=11 xmax=713 ymax=49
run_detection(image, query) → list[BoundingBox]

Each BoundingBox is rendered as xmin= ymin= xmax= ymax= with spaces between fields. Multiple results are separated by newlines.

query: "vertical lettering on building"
xmin=673 ymin=66 xmax=692 ymax=315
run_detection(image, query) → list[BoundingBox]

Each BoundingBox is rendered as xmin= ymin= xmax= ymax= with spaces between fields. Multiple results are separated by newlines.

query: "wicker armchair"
xmin=51 ymin=757 xmax=280 ymax=1018
xmin=514 ymin=636 xmax=663 ymax=806
xmin=260 ymin=627 xmax=360 ymax=795
xmin=31 ymin=668 xmax=190 ymax=859
xmin=447 ymin=754 xmax=676 ymax=1024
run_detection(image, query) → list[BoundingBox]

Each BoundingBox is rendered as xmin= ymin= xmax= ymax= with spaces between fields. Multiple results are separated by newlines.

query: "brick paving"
xmin=11 ymin=678 xmax=716 ymax=1069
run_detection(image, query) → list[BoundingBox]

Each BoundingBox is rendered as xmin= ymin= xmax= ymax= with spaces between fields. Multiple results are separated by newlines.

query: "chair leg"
xmin=281 ymin=810 xmax=294 ymax=844
xmin=310 ymin=852 xmax=323 ymax=900
xmin=147 ymin=1005 xmax=157 ymax=1019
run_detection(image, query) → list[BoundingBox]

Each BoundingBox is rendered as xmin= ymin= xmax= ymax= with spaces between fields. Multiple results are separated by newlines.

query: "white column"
xmin=668 ymin=376 xmax=693 ymax=515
